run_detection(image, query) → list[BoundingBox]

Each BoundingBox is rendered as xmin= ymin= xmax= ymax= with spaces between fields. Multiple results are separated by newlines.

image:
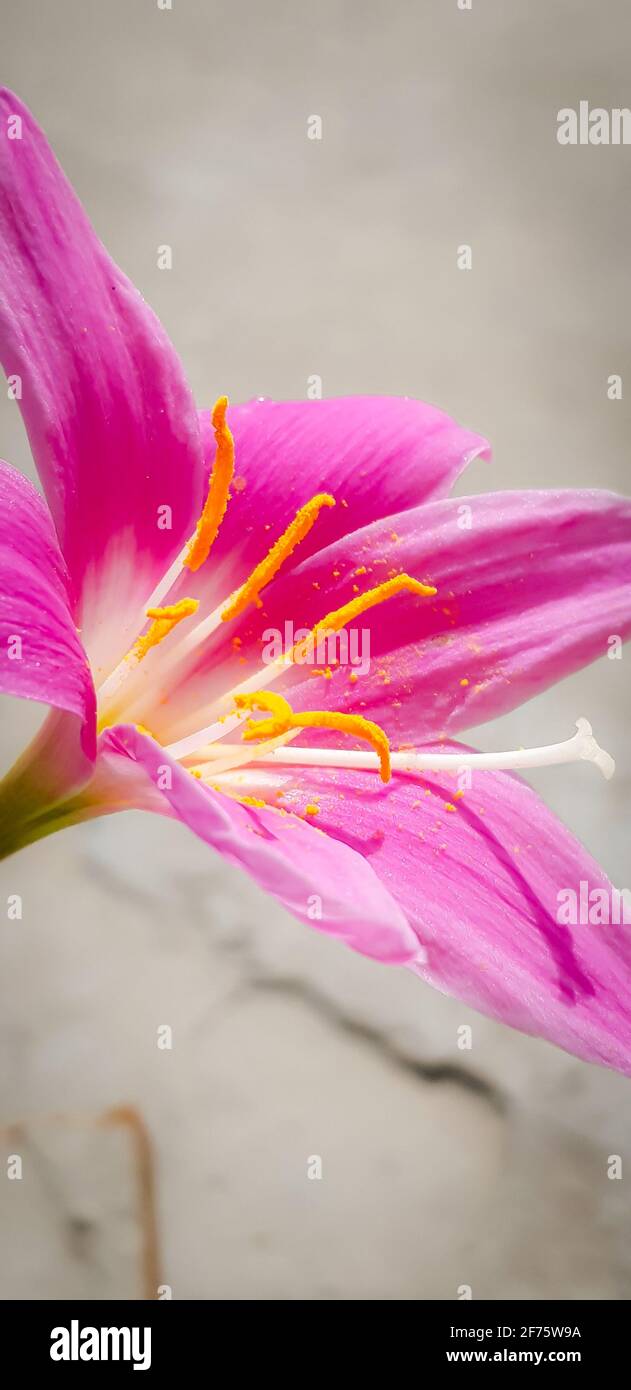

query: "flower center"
xmin=94 ymin=397 xmax=615 ymax=806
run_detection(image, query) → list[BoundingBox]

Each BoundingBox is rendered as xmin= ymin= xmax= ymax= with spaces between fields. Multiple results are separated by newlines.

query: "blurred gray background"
xmin=1 ymin=0 xmax=630 ymax=1299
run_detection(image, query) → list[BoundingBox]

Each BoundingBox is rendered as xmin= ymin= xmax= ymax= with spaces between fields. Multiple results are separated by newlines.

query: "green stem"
xmin=0 ymin=783 xmax=100 ymax=859
xmin=0 ymin=709 xmax=107 ymax=860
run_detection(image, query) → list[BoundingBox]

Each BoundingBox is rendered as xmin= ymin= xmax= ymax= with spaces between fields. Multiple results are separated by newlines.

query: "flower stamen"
xmin=234 ymin=690 xmax=392 ymax=782
xmin=160 ymin=571 xmax=438 ymax=757
xmin=221 ymin=493 xmax=335 ymax=621
xmin=185 ymin=396 xmax=235 ymax=571
xmin=289 ymin=573 xmax=436 ymax=663
xmin=132 ymin=599 xmax=200 ymax=662
xmin=224 ymin=572 xmax=437 ymax=705
xmin=168 ymin=492 xmax=338 ymax=661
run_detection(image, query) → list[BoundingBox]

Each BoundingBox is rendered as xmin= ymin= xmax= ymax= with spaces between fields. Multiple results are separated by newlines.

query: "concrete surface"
xmin=0 ymin=0 xmax=630 ymax=1299
xmin=0 ymin=1108 xmax=158 ymax=1300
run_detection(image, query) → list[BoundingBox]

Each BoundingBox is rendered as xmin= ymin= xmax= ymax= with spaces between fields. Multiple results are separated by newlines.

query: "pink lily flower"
xmin=2 ymin=91 xmax=631 ymax=1076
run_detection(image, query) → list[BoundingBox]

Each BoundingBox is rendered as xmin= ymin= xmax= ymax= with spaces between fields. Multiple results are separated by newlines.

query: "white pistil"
xmin=180 ymin=719 xmax=615 ymax=782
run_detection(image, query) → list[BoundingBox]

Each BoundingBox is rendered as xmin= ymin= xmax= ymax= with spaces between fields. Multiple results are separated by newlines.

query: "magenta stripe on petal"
xmin=273 ymin=748 xmax=631 ymax=1075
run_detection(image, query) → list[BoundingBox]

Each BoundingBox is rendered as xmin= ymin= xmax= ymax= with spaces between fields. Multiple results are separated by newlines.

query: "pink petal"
xmin=0 ymin=459 xmax=95 ymax=759
xmin=272 ymin=748 xmax=631 ymax=1074
xmin=0 ymin=90 xmax=205 ymax=668
xmin=243 ymin=487 xmax=631 ymax=747
xmin=98 ymin=723 xmax=421 ymax=964
xmin=0 ymin=460 xmax=96 ymax=836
